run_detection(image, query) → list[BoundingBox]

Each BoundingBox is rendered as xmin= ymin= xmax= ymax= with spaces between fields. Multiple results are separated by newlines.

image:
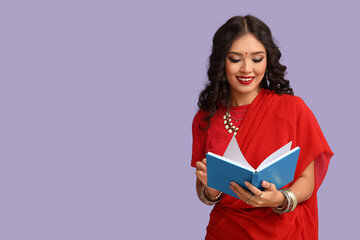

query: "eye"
xmin=253 ymin=58 xmax=264 ymax=63
xmin=228 ymin=57 xmax=241 ymax=63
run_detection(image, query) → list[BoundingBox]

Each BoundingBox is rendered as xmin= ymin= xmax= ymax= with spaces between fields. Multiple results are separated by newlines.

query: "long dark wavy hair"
xmin=198 ymin=15 xmax=293 ymax=129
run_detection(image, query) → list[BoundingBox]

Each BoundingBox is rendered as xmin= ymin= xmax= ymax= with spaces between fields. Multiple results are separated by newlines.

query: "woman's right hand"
xmin=195 ymin=158 xmax=221 ymax=199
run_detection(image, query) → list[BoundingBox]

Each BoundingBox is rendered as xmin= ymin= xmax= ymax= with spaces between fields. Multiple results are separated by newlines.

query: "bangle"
xmin=272 ymin=188 xmax=298 ymax=214
xmin=200 ymin=185 xmax=222 ymax=205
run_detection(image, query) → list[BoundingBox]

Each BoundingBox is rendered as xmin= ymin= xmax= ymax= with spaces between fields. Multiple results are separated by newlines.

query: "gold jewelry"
xmin=223 ymin=107 xmax=247 ymax=135
xmin=228 ymin=108 xmax=247 ymax=121
xmin=200 ymin=185 xmax=222 ymax=205
xmin=223 ymin=111 xmax=239 ymax=135
xmin=246 ymin=194 xmax=254 ymax=204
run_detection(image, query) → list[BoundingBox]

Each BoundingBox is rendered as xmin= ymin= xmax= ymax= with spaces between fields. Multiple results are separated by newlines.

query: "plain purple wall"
xmin=1 ymin=0 xmax=359 ymax=239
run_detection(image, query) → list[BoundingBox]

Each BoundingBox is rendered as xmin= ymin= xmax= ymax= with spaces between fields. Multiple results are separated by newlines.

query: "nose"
xmin=240 ymin=60 xmax=252 ymax=73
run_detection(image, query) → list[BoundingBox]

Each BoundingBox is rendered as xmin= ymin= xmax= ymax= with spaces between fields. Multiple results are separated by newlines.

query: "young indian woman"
xmin=191 ymin=15 xmax=333 ymax=239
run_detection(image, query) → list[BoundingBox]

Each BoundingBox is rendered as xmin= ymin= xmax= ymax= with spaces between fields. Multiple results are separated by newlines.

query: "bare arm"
xmin=289 ymin=160 xmax=315 ymax=202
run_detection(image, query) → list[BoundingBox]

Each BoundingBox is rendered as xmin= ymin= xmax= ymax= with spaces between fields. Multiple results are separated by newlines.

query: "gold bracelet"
xmin=200 ymin=185 xmax=222 ymax=206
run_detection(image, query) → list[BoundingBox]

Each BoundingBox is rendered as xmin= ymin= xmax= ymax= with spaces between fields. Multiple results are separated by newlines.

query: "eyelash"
xmin=228 ymin=57 xmax=264 ymax=63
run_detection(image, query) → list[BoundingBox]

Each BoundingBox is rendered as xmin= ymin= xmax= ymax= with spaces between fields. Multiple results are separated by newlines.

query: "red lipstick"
xmin=236 ymin=76 xmax=255 ymax=85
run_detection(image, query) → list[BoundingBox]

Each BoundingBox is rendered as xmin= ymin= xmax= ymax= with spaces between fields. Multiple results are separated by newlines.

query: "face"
xmin=225 ymin=33 xmax=267 ymax=105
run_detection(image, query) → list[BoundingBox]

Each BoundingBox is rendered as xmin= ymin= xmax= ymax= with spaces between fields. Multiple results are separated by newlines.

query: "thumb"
xmin=262 ymin=181 xmax=277 ymax=191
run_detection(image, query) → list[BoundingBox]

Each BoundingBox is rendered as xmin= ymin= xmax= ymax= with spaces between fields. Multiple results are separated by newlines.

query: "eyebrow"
xmin=228 ymin=51 xmax=265 ymax=56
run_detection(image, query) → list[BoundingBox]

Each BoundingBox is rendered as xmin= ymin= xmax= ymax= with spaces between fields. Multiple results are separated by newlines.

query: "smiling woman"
xmin=198 ymin=16 xmax=293 ymax=129
xmin=225 ymin=34 xmax=267 ymax=106
xmin=191 ymin=15 xmax=333 ymax=240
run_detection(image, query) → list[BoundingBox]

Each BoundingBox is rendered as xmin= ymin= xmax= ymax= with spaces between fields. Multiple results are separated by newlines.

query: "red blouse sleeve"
xmin=191 ymin=110 xmax=208 ymax=167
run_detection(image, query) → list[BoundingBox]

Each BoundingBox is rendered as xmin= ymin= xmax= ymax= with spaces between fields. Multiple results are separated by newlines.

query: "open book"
xmin=206 ymin=136 xmax=300 ymax=199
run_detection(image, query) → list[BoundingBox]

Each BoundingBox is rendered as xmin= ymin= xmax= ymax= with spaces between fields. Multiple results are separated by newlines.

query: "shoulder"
xmin=275 ymin=93 xmax=318 ymax=124
xmin=262 ymin=90 xmax=314 ymax=121
xmin=192 ymin=109 xmax=208 ymax=130
xmin=266 ymin=90 xmax=307 ymax=109
xmin=268 ymin=90 xmax=303 ymax=104
xmin=192 ymin=105 xmax=225 ymax=130
xmin=192 ymin=109 xmax=207 ymax=124
xmin=192 ymin=104 xmax=225 ymax=122
xmin=193 ymin=109 xmax=208 ymax=120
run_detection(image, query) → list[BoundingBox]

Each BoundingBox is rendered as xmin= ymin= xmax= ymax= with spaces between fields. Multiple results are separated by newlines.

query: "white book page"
xmin=222 ymin=135 xmax=255 ymax=172
xmin=207 ymin=152 xmax=254 ymax=172
xmin=256 ymin=142 xmax=292 ymax=172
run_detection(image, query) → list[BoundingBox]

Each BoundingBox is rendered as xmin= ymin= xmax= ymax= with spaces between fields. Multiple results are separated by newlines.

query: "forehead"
xmin=229 ymin=34 xmax=266 ymax=52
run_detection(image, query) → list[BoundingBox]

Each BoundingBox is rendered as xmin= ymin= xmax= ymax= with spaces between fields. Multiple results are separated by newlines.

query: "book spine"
xmin=252 ymin=172 xmax=260 ymax=188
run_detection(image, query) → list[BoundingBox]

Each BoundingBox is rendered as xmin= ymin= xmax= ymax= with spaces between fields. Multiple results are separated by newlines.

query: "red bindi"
xmin=245 ymin=52 xmax=248 ymax=54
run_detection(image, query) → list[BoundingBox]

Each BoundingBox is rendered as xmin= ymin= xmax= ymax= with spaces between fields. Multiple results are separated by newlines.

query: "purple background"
xmin=1 ymin=1 xmax=359 ymax=239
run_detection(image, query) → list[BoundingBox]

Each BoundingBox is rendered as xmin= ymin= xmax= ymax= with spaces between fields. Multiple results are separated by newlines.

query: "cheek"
xmin=254 ymin=62 xmax=267 ymax=76
xmin=225 ymin=63 xmax=238 ymax=76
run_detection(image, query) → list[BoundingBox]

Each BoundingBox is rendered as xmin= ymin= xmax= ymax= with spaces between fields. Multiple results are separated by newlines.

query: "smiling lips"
xmin=236 ymin=76 xmax=255 ymax=85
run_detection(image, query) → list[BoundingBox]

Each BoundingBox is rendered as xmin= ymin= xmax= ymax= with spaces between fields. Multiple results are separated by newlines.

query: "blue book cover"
xmin=206 ymin=136 xmax=300 ymax=199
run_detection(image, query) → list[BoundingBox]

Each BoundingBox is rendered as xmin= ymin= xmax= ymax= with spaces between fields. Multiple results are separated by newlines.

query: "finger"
xmin=230 ymin=182 xmax=251 ymax=198
xmin=202 ymin=158 xmax=206 ymax=165
xmin=195 ymin=161 xmax=206 ymax=172
xmin=261 ymin=181 xmax=277 ymax=191
xmin=229 ymin=183 xmax=245 ymax=200
xmin=246 ymin=194 xmax=255 ymax=204
xmin=230 ymin=183 xmax=254 ymax=205
xmin=195 ymin=171 xmax=207 ymax=185
xmin=244 ymin=181 xmax=263 ymax=197
xmin=195 ymin=170 xmax=206 ymax=178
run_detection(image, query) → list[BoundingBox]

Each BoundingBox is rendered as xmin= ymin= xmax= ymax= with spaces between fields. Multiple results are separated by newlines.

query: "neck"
xmin=229 ymin=88 xmax=261 ymax=106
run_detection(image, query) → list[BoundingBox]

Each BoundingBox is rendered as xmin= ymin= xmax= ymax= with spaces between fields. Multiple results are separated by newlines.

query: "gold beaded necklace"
xmin=223 ymin=107 xmax=247 ymax=136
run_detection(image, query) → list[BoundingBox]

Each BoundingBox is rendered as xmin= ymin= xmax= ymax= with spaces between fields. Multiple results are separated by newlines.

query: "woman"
xmin=191 ymin=15 xmax=333 ymax=239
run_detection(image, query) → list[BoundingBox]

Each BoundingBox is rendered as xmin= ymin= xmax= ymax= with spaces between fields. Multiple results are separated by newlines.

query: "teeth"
xmin=236 ymin=77 xmax=254 ymax=81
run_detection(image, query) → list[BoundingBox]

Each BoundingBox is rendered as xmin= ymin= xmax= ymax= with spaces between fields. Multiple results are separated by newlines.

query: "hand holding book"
xmin=229 ymin=180 xmax=286 ymax=207
xmin=194 ymin=158 xmax=222 ymax=201
xmin=206 ymin=135 xmax=300 ymax=199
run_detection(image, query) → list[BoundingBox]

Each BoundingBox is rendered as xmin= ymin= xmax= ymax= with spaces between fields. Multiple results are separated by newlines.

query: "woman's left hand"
xmin=229 ymin=181 xmax=285 ymax=207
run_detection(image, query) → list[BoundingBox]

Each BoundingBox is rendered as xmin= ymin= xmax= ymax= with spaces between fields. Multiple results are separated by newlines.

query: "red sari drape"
xmin=191 ymin=89 xmax=333 ymax=240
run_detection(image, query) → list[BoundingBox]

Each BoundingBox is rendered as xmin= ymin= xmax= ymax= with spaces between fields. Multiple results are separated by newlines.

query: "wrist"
xmin=272 ymin=188 xmax=298 ymax=214
xmin=275 ymin=190 xmax=286 ymax=208
xmin=200 ymin=185 xmax=222 ymax=205
xmin=204 ymin=187 xmax=221 ymax=201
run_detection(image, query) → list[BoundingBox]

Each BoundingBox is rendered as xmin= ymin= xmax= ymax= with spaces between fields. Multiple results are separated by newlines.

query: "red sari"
xmin=191 ymin=89 xmax=333 ymax=240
